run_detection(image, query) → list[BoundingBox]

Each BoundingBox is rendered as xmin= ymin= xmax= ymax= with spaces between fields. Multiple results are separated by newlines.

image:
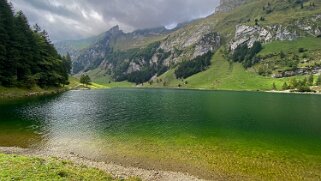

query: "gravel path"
xmin=0 ymin=147 xmax=206 ymax=181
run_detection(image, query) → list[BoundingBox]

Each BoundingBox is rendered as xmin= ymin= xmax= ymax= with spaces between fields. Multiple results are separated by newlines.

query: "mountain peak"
xmin=104 ymin=25 xmax=123 ymax=37
xmin=110 ymin=25 xmax=120 ymax=31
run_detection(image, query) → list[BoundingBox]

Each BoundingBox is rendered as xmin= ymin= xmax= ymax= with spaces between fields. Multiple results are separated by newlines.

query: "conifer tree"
xmin=316 ymin=74 xmax=321 ymax=86
xmin=0 ymin=0 xmax=71 ymax=88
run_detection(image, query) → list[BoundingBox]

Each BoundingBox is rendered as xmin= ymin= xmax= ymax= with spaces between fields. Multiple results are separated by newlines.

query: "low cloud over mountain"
xmin=10 ymin=0 xmax=219 ymax=41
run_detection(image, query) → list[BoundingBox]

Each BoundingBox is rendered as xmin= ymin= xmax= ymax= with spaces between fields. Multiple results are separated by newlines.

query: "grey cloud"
xmin=10 ymin=0 xmax=220 ymax=41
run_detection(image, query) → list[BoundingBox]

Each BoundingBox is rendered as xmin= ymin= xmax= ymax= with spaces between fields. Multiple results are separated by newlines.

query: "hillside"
xmin=55 ymin=0 xmax=321 ymax=91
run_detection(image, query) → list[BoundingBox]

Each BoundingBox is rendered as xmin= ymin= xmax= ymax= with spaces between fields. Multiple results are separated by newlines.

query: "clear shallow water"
xmin=1 ymin=89 xmax=321 ymax=179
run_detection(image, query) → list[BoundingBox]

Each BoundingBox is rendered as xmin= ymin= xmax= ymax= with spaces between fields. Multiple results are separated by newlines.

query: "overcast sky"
xmin=9 ymin=0 xmax=220 ymax=41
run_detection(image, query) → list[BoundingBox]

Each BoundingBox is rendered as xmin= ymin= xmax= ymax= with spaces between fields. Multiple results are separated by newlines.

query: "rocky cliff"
xmin=66 ymin=23 xmax=221 ymax=83
xmin=55 ymin=0 xmax=321 ymax=85
xmin=229 ymin=14 xmax=321 ymax=50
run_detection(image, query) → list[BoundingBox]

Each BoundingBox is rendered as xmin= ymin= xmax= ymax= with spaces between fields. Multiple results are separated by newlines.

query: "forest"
xmin=175 ymin=51 xmax=213 ymax=79
xmin=0 ymin=0 xmax=71 ymax=88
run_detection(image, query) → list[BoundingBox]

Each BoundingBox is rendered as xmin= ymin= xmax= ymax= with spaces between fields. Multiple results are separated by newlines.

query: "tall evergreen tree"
xmin=0 ymin=0 xmax=16 ymax=86
xmin=14 ymin=11 xmax=34 ymax=85
xmin=308 ymin=74 xmax=314 ymax=86
xmin=0 ymin=0 xmax=70 ymax=88
xmin=316 ymin=74 xmax=321 ymax=86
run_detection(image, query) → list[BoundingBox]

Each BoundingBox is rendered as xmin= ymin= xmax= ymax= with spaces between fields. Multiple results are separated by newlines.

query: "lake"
xmin=1 ymin=89 xmax=321 ymax=180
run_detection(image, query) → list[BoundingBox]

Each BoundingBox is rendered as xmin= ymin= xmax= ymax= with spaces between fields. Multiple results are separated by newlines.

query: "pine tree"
xmin=0 ymin=0 xmax=16 ymax=86
xmin=0 ymin=0 xmax=71 ymax=88
xmin=272 ymin=82 xmax=277 ymax=90
xmin=308 ymin=74 xmax=314 ymax=86
xmin=14 ymin=11 xmax=35 ymax=86
xmin=64 ymin=53 xmax=72 ymax=74
xmin=316 ymin=74 xmax=321 ymax=86
xmin=282 ymin=82 xmax=289 ymax=90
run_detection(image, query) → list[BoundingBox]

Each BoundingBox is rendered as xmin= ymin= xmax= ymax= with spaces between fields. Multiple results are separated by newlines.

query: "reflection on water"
xmin=1 ymin=89 xmax=321 ymax=178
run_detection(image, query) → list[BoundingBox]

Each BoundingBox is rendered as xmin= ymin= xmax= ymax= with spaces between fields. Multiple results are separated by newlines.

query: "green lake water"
xmin=1 ymin=89 xmax=321 ymax=180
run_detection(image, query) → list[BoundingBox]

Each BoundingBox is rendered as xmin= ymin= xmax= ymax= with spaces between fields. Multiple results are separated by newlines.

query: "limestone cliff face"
xmin=72 ymin=26 xmax=124 ymax=74
xmin=215 ymin=0 xmax=247 ymax=13
xmin=229 ymin=14 xmax=321 ymax=51
xmin=71 ymin=23 xmax=221 ymax=80
xmin=159 ymin=25 xmax=221 ymax=66
xmin=230 ymin=25 xmax=296 ymax=51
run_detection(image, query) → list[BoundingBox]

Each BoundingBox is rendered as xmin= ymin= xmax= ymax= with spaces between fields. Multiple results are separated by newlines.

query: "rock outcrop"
xmin=230 ymin=14 xmax=321 ymax=50
xmin=272 ymin=66 xmax=321 ymax=78
xmin=159 ymin=25 xmax=221 ymax=65
xmin=72 ymin=26 xmax=124 ymax=74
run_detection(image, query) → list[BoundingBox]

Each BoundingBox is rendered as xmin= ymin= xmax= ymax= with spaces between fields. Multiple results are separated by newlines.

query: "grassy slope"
xmin=112 ymin=34 xmax=167 ymax=51
xmin=255 ymin=37 xmax=321 ymax=73
xmin=259 ymin=37 xmax=321 ymax=56
xmin=74 ymin=69 xmax=135 ymax=88
xmin=148 ymin=49 xmax=290 ymax=91
xmin=144 ymin=0 xmax=321 ymax=91
xmin=185 ymin=50 xmax=285 ymax=90
xmin=208 ymin=0 xmax=321 ymax=34
xmin=0 ymin=154 xmax=139 ymax=181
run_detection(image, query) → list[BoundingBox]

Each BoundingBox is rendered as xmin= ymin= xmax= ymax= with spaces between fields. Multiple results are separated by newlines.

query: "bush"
xmin=302 ymin=53 xmax=308 ymax=59
xmin=280 ymin=51 xmax=286 ymax=59
xmin=289 ymin=77 xmax=313 ymax=92
xmin=298 ymin=48 xmax=306 ymax=53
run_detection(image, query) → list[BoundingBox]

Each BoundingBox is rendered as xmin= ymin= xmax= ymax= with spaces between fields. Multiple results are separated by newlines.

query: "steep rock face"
xmin=215 ymin=0 xmax=248 ymax=13
xmin=159 ymin=26 xmax=221 ymax=65
xmin=295 ymin=14 xmax=321 ymax=37
xmin=230 ymin=14 xmax=321 ymax=50
xmin=230 ymin=25 xmax=296 ymax=50
xmin=72 ymin=23 xmax=221 ymax=82
xmin=72 ymin=26 xmax=124 ymax=73
xmin=194 ymin=32 xmax=221 ymax=57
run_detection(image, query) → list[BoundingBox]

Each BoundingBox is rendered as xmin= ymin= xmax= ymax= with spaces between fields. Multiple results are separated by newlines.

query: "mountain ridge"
xmin=55 ymin=0 xmax=321 ymax=90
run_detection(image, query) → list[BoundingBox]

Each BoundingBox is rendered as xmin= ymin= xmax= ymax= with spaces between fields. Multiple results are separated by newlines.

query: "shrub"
xmin=298 ymin=48 xmax=306 ymax=53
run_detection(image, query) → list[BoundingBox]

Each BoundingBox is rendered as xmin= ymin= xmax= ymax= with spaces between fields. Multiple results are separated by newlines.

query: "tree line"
xmin=232 ymin=41 xmax=262 ymax=68
xmin=0 ymin=0 xmax=71 ymax=88
xmin=175 ymin=51 xmax=213 ymax=79
xmin=273 ymin=74 xmax=321 ymax=92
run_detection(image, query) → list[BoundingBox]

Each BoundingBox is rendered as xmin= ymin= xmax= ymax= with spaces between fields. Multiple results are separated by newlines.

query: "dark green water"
xmin=1 ymin=89 xmax=321 ymax=179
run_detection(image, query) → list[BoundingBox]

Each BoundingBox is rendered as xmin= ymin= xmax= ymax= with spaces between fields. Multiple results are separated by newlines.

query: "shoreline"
xmin=1 ymin=84 xmax=320 ymax=101
xmin=117 ymin=86 xmax=321 ymax=96
xmin=0 ymin=87 xmax=70 ymax=101
xmin=0 ymin=147 xmax=205 ymax=181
